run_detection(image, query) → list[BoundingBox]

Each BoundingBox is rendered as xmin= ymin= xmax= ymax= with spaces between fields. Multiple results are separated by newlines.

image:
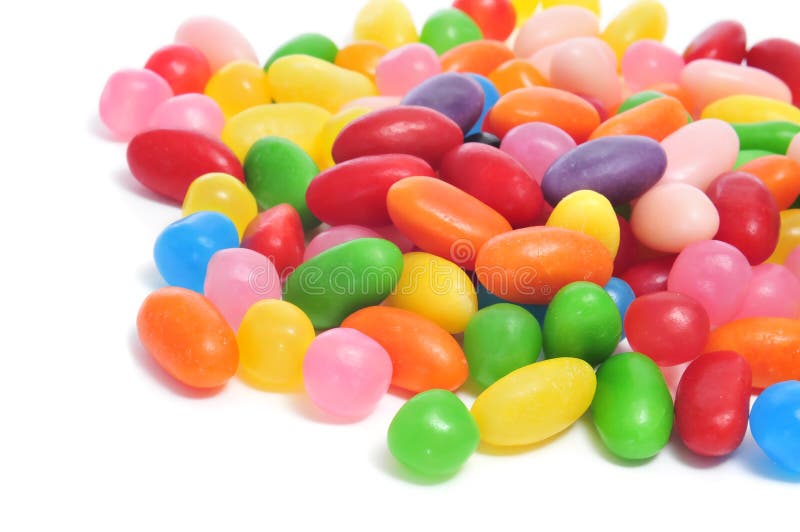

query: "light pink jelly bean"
xmin=785 ymin=246 xmax=800 ymax=279
xmin=375 ymin=43 xmax=441 ymax=97
xmin=514 ymin=6 xmax=599 ymax=58
xmin=622 ymin=40 xmax=685 ymax=93
xmin=303 ymin=225 xmax=382 ymax=261
xmin=147 ymin=93 xmax=225 ymax=137
xmin=660 ymin=119 xmax=739 ymax=190
xmin=668 ymin=240 xmax=753 ymax=327
xmin=788 ymin=134 xmax=800 ymax=163
xmin=734 ymin=263 xmax=800 ymax=320
xmin=175 ymin=17 xmax=258 ymax=72
xmin=340 ymin=96 xmax=401 ymax=112
xmin=302 ymin=328 xmax=393 ymax=420
xmin=500 ymin=122 xmax=576 ymax=184
xmin=529 ymin=43 xmax=560 ymax=81
xmin=98 ymin=68 xmax=173 ymax=140
xmin=203 ymin=248 xmax=281 ymax=330
xmin=550 ymin=37 xmax=622 ymax=113
xmin=371 ymin=225 xmax=415 ymax=253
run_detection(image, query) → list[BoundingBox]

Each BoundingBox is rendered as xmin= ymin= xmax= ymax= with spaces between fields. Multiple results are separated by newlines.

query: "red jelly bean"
xmin=683 ymin=20 xmax=747 ymax=64
xmin=240 ymin=204 xmax=305 ymax=280
xmin=675 ymin=351 xmax=752 ymax=457
xmin=619 ymin=254 xmax=676 ymax=296
xmin=127 ymin=129 xmax=244 ymax=202
xmin=306 ymin=154 xmax=435 ymax=227
xmin=439 ymin=144 xmax=543 ymax=228
xmin=452 ymin=0 xmax=515 ymax=41
xmin=145 ymin=44 xmax=212 ymax=95
xmin=747 ymin=38 xmax=800 ymax=107
xmin=613 ymin=215 xmax=638 ymax=276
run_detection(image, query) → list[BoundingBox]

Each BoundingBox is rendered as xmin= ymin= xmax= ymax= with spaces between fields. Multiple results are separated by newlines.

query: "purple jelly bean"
xmin=401 ymin=73 xmax=485 ymax=134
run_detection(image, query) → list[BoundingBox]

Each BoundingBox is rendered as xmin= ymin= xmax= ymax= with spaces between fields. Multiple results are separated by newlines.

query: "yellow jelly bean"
xmin=221 ymin=102 xmax=331 ymax=161
xmin=237 ymin=299 xmax=316 ymax=391
xmin=313 ymin=106 xmax=371 ymax=170
xmin=546 ymin=190 xmax=620 ymax=257
xmin=512 ymin=0 xmax=541 ymax=27
xmin=204 ymin=60 xmax=271 ymax=118
xmin=182 ymin=172 xmax=258 ymax=238
xmin=384 ymin=252 xmax=478 ymax=334
xmin=471 ymin=358 xmax=597 ymax=446
xmin=542 ymin=0 xmax=600 ymax=15
xmin=702 ymin=95 xmax=800 ymax=125
xmin=601 ymin=0 xmax=667 ymax=61
xmin=768 ymin=209 xmax=800 ymax=264
xmin=354 ymin=0 xmax=419 ymax=49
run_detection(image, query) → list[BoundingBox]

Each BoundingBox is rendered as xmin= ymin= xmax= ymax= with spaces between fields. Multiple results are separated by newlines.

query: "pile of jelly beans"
xmin=102 ymin=0 xmax=800 ymax=479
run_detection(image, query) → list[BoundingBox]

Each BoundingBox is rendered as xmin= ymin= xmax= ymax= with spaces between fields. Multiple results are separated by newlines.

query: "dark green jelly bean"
xmin=732 ymin=121 xmax=800 ymax=154
xmin=614 ymin=202 xmax=632 ymax=220
xmin=263 ymin=33 xmax=338 ymax=70
xmin=420 ymin=9 xmax=482 ymax=55
xmin=734 ymin=149 xmax=774 ymax=169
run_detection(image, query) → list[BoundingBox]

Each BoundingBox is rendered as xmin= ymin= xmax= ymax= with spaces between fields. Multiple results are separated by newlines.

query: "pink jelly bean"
xmin=175 ymin=17 xmax=259 ymax=72
xmin=98 ymin=68 xmax=173 ymax=140
xmin=340 ymin=96 xmax=401 ymax=112
xmin=789 ymin=134 xmax=800 ymax=163
xmin=622 ymin=40 xmax=685 ymax=93
xmin=550 ymin=37 xmax=622 ymax=113
xmin=147 ymin=94 xmax=225 ymax=137
xmin=371 ymin=225 xmax=415 ymax=253
xmin=660 ymin=119 xmax=739 ymax=190
xmin=529 ymin=43 xmax=560 ymax=81
xmin=203 ymin=248 xmax=281 ymax=330
xmin=303 ymin=225 xmax=382 ymax=261
xmin=375 ymin=43 xmax=441 ymax=97
xmin=733 ymin=263 xmax=800 ymax=320
xmin=514 ymin=6 xmax=600 ymax=58
xmin=500 ymin=122 xmax=576 ymax=184
xmin=302 ymin=328 xmax=393 ymax=420
xmin=667 ymin=240 xmax=753 ymax=327
xmin=785 ymin=246 xmax=800 ymax=279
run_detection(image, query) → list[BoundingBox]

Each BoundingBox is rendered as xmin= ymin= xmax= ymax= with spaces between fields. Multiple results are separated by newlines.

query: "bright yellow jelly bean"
xmin=204 ymin=60 xmax=271 ymax=118
xmin=312 ymin=106 xmax=371 ymax=170
xmin=702 ymin=95 xmax=800 ymax=125
xmin=542 ymin=0 xmax=600 ymax=15
xmin=182 ymin=172 xmax=258 ymax=238
xmin=768 ymin=209 xmax=800 ymax=264
xmin=601 ymin=0 xmax=667 ymax=61
xmin=546 ymin=190 xmax=620 ymax=257
xmin=237 ymin=299 xmax=316 ymax=391
xmin=221 ymin=102 xmax=331 ymax=161
xmin=512 ymin=0 xmax=541 ymax=27
xmin=354 ymin=0 xmax=419 ymax=49
xmin=471 ymin=358 xmax=597 ymax=446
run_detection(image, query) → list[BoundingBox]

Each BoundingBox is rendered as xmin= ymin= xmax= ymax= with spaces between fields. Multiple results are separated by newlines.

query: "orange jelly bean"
xmin=334 ymin=41 xmax=389 ymax=80
xmin=705 ymin=317 xmax=800 ymax=390
xmin=440 ymin=40 xmax=516 ymax=76
xmin=647 ymin=82 xmax=695 ymax=117
xmin=489 ymin=59 xmax=549 ymax=95
xmin=387 ymin=176 xmax=512 ymax=270
xmin=485 ymin=87 xmax=601 ymax=142
xmin=137 ymin=287 xmax=238 ymax=388
xmin=590 ymin=95 xmax=687 ymax=141
xmin=739 ymin=155 xmax=800 ymax=210
xmin=342 ymin=306 xmax=469 ymax=393
xmin=475 ymin=226 xmax=614 ymax=305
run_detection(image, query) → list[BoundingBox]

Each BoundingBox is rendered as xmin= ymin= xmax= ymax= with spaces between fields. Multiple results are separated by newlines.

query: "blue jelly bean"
xmin=605 ymin=277 xmax=636 ymax=340
xmin=750 ymin=380 xmax=800 ymax=473
xmin=476 ymin=281 xmax=547 ymax=326
xmin=466 ymin=74 xmax=500 ymax=136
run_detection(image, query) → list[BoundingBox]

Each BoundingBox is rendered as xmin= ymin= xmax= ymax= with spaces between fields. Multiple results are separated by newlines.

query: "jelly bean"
xmin=732 ymin=121 xmax=800 ymax=155
xmin=511 ymin=0 xmax=540 ymax=26
xmin=590 ymin=96 xmax=687 ymax=141
xmin=604 ymin=277 xmax=635 ymax=339
xmin=203 ymin=248 xmax=281 ymax=330
xmin=701 ymin=95 xmax=800 ymax=125
xmin=768 ymin=210 xmax=800 ymax=264
xmin=739 ymin=156 xmax=800 ymax=210
xmin=353 ymin=0 xmax=419 ymax=49
xmin=334 ymin=41 xmax=388 ymax=80
xmin=375 ymin=44 xmax=441 ymax=97
xmin=630 ymin=183 xmax=719 ymax=253
xmin=127 ymin=129 xmax=244 ymax=202
xmin=175 ymin=16 xmax=258 ymax=72
xmin=182 ymin=172 xmax=258 ymax=238
xmin=332 ymin=106 xmax=463 ymax=168
xmin=463 ymin=303 xmax=542 ymax=388
xmin=99 ymin=69 xmax=173 ymax=140
xmin=465 ymin=74 xmax=500 ymax=135
xmin=154 ymin=211 xmax=239 ymax=293
xmin=601 ymin=0 xmax=667 ymax=62
xmin=147 ymin=94 xmax=225 ymax=138
xmin=591 ymin=352 xmax=673 ymax=460
xmin=734 ymin=150 xmax=774 ymax=169
xmin=513 ymin=6 xmax=599 ymax=58
xmin=241 ymin=204 xmax=305 ymax=280
xmin=475 ymin=227 xmax=613 ymax=305
xmin=307 ymin=154 xmax=435 ymax=227
xmin=440 ymin=40 xmax=515 ymax=76
xmin=542 ymin=0 xmax=599 ymax=13
xmin=547 ymin=191 xmax=619 ymax=256
xmin=621 ymin=40 xmax=683 ymax=93
xmin=420 ymin=8 xmax=483 ymax=55
xmin=471 ymin=358 xmax=596 ymax=446
xmin=464 ymin=131 xmax=501 ymax=147
xmin=243 ymin=136 xmax=320 ymax=229
xmin=145 ymin=44 xmax=211 ymax=95
xmin=387 ymin=389 xmax=478 ymax=477
xmin=312 ymin=107 xmax=371 ymax=170
xmin=785 ymin=246 xmax=800 ymax=279
xmin=488 ymin=59 xmax=548 ymax=95
xmin=342 ymin=306 xmax=469 ymax=392
xmin=683 ymin=20 xmax=746 ymax=64
xmin=401 ymin=73 xmax=485 ymax=133
xmin=674 ymin=351 xmax=752 ymax=457
xmin=304 ymin=226 xmax=381 ymax=262
xmin=453 ymin=0 xmax=515 ymax=41
xmin=706 ymin=318 xmax=800 ymax=389
xmin=221 ymin=102 xmax=330 ymax=161
xmin=737 ymin=263 xmax=800 ymax=319
xmin=439 ymin=143 xmax=543 ymax=228
xmin=543 ymin=282 xmax=622 ymax=366
xmin=485 ymin=86 xmax=601 ymax=141
xmin=543 ymin=135 xmax=666 ymax=206
xmin=268 ymin=55 xmax=376 ymax=113
xmin=750 ymin=381 xmax=800 ymax=473
xmin=204 ymin=60 xmax=271 ymax=117
xmin=667 ymin=240 xmax=752 ymax=326
xmin=613 ymin=216 xmax=638 ymax=276
xmin=373 ymin=225 xmax=415 ymax=253
xmin=647 ymin=82 xmax=695 ymax=115
xmin=137 ymin=287 xmax=238 ymax=388
xmin=528 ymin=43 xmax=561 ymax=81
xmin=616 ymin=90 xmax=665 ymax=114
xmin=476 ymin=282 xmax=548 ymax=325
xmin=387 ymin=176 xmax=512 ymax=270
xmin=284 ymin=239 xmax=402 ymax=330
xmin=264 ymin=33 xmax=339 ymax=70
xmin=619 ymin=255 xmax=675 ymax=296
xmin=706 ymin=171 xmax=780 ymax=264
xmin=747 ymin=38 xmax=800 ymax=107
xmin=237 ymin=299 xmax=315 ymax=391
xmin=385 ymin=252 xmax=477 ymax=334
xmin=659 ymin=119 xmax=739 ymax=190
xmin=302 ymin=328 xmax=392 ymax=419
xmin=341 ymin=96 xmax=402 ymax=112
xmin=548 ymin=37 xmax=621 ymax=114
xmin=499 ymin=122 xmax=575 ymax=184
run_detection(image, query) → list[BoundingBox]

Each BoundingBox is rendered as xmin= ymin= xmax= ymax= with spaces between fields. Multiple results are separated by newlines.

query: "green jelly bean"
xmin=244 ymin=136 xmax=320 ymax=230
xmin=283 ymin=238 xmax=402 ymax=329
xmin=387 ymin=389 xmax=479 ymax=477
xmin=463 ymin=303 xmax=542 ymax=388
xmin=543 ymin=281 xmax=621 ymax=366
xmin=591 ymin=352 xmax=674 ymax=460
xmin=616 ymin=90 xmax=666 ymax=115
xmin=420 ymin=9 xmax=482 ymax=55
xmin=734 ymin=149 xmax=774 ymax=169
xmin=732 ymin=121 xmax=800 ymax=155
xmin=263 ymin=33 xmax=338 ymax=70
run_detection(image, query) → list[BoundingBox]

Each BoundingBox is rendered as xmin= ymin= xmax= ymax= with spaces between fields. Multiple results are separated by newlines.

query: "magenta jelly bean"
xmin=375 ymin=43 xmax=441 ymax=97
xmin=147 ymin=93 xmax=225 ymax=137
xmin=786 ymin=246 xmax=800 ymax=279
xmin=499 ymin=122 xmax=576 ymax=184
xmin=304 ymin=225 xmax=382 ymax=262
xmin=733 ymin=264 xmax=800 ymax=320
xmin=372 ymin=225 xmax=415 ymax=253
xmin=99 ymin=68 xmax=173 ymax=140
xmin=622 ymin=39 xmax=684 ymax=94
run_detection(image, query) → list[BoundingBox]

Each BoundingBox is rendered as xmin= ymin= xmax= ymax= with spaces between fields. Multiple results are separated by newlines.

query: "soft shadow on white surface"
xmin=579 ymin=416 xmax=657 ymax=468
xmin=287 ymin=393 xmax=363 ymax=425
xmin=370 ymin=444 xmax=457 ymax=486
xmin=737 ymin=436 xmax=800 ymax=484
xmin=665 ymin=432 xmax=729 ymax=469
xmin=111 ymin=167 xmax=178 ymax=207
xmin=136 ymin=263 xmax=165 ymax=291
xmin=87 ymin=114 xmax=120 ymax=142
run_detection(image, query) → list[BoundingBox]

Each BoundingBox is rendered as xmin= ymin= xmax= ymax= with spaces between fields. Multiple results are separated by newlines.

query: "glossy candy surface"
xmin=620 ymin=255 xmax=675 ymax=296
xmin=702 ymin=95 xmax=800 ymax=125
xmin=441 ymin=40 xmax=515 ymax=76
xmin=265 ymin=33 xmax=339 ymax=69
xmin=375 ymin=43 xmax=441 ymax=97
xmin=659 ymin=119 xmax=739 ymax=191
xmin=354 ymin=0 xmax=419 ymax=49
xmin=147 ymin=94 xmax=225 ymax=138
xmin=739 ymin=156 xmax=800 ymax=210
xmin=488 ymin=59 xmax=548 ymax=95
xmin=99 ymin=69 xmax=173 ymax=140
xmin=683 ymin=20 xmax=746 ymax=64
xmin=145 ymin=44 xmax=211 ymax=95
xmin=750 ymin=381 xmax=800 ymax=473
xmin=733 ymin=121 xmax=800 ymax=155
xmin=452 ymin=0 xmax=515 ymax=41
xmin=768 ymin=209 xmax=800 ymax=264
xmin=240 ymin=204 xmax=305 ymax=280
xmin=549 ymin=37 xmax=622 ymax=114
xmin=175 ymin=16 xmax=258 ymax=72
xmin=747 ymin=38 xmax=800 ymax=107
xmin=499 ymin=122 xmax=575 ymax=184
xmin=601 ymin=0 xmax=667 ymax=62
xmin=420 ymin=8 xmax=483 ymax=55
xmin=590 ymin=96 xmax=687 ymax=141
xmin=547 ymin=190 xmax=619 ymax=256
xmin=514 ymin=6 xmax=599 ymax=58
xmin=205 ymin=60 xmax=271 ymax=117
xmin=622 ymin=40 xmax=683 ymax=93
xmin=182 ymin=172 xmax=258 ymax=238
xmin=466 ymin=74 xmax=500 ymax=135
xmin=604 ymin=277 xmax=635 ymax=339
xmin=335 ymin=41 xmax=387 ymax=80
xmin=733 ymin=264 xmax=800 ymax=320
xmin=304 ymin=226 xmax=381 ymax=262
xmin=401 ymin=73 xmax=485 ymax=133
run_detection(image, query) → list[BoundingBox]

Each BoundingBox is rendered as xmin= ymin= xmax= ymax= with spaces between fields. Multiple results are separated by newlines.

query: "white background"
xmin=1 ymin=0 xmax=798 ymax=530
